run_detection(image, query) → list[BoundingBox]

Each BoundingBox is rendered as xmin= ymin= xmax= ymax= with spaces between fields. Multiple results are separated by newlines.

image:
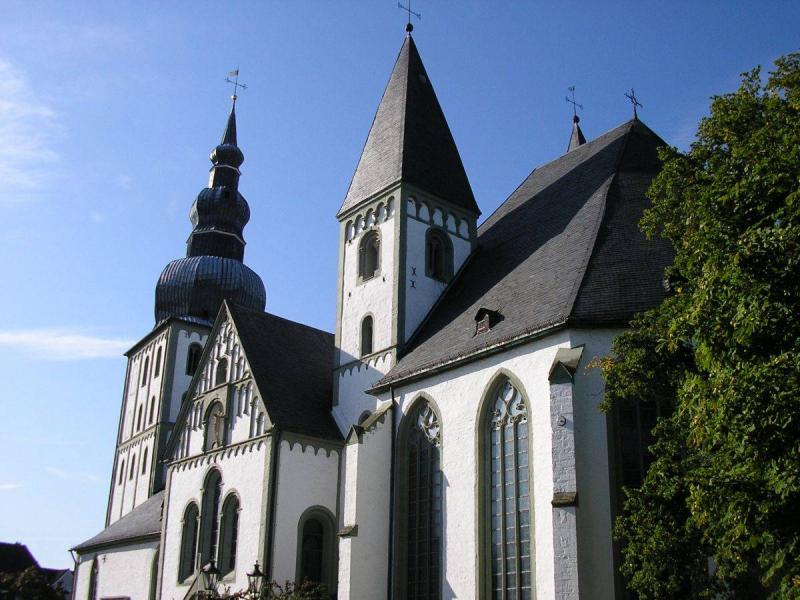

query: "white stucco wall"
xmin=332 ymin=350 xmax=394 ymax=432
xmin=271 ymin=439 xmax=340 ymax=586
xmin=403 ymin=207 xmax=472 ymax=341
xmin=339 ymin=195 xmax=397 ymax=363
xmin=160 ymin=440 xmax=269 ymax=600
xmin=73 ymin=541 xmax=159 ymax=600
xmin=570 ymin=328 xmax=621 ymax=600
xmin=168 ymin=327 xmax=209 ymax=421
xmin=337 ymin=410 xmax=392 ymax=600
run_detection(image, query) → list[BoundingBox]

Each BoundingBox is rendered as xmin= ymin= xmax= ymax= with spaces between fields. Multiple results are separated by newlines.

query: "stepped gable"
xmin=227 ymin=305 xmax=342 ymax=441
xmin=373 ymin=119 xmax=674 ymax=390
xmin=73 ymin=491 xmax=164 ymax=552
xmin=338 ymin=35 xmax=478 ymax=217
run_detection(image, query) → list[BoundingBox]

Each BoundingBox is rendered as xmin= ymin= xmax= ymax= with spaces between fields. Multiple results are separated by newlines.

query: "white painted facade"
xmin=73 ymin=541 xmax=159 ymax=600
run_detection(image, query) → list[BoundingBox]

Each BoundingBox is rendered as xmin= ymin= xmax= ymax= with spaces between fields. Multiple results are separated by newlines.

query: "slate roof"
xmin=0 ymin=542 xmax=38 ymax=573
xmin=73 ymin=491 xmax=164 ymax=552
xmin=373 ymin=118 xmax=674 ymax=390
xmin=338 ymin=35 xmax=479 ymax=217
xmin=228 ymin=304 xmax=342 ymax=441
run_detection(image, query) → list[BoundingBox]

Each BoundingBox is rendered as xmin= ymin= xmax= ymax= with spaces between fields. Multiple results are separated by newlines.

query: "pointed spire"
xmin=568 ymin=115 xmax=587 ymax=152
xmin=221 ymin=101 xmax=238 ymax=146
xmin=338 ymin=36 xmax=478 ymax=217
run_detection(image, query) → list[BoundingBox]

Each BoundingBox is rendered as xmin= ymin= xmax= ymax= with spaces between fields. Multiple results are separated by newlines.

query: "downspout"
xmin=386 ymin=386 xmax=397 ymax=600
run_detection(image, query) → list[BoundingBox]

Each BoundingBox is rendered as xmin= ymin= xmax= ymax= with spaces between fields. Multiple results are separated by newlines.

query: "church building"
xmin=71 ymin=30 xmax=672 ymax=600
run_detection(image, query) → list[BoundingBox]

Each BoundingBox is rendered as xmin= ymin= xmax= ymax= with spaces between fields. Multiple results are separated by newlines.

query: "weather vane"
xmin=624 ymin=88 xmax=642 ymax=119
xmin=225 ymin=69 xmax=247 ymax=105
xmin=566 ymin=86 xmax=583 ymax=120
xmin=398 ymin=1 xmax=421 ymax=33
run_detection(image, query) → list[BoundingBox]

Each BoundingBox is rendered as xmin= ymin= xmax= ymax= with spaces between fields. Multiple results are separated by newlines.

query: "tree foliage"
xmin=603 ymin=51 xmax=800 ymax=598
xmin=0 ymin=567 xmax=66 ymax=600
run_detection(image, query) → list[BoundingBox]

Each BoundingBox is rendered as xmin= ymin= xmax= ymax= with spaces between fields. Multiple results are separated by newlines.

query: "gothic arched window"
xmin=186 ymin=343 xmax=203 ymax=376
xmin=118 ymin=460 xmax=125 ymax=485
xmin=425 ymin=228 xmax=453 ymax=282
xmin=179 ymin=502 xmax=199 ymax=582
xmin=358 ymin=230 xmax=380 ymax=281
xmin=141 ymin=357 xmax=150 ymax=387
xmin=129 ymin=454 xmax=137 ymax=481
xmin=137 ymin=405 xmax=144 ymax=432
xmin=148 ymin=395 xmax=156 ymax=425
xmin=200 ymin=470 xmax=223 ymax=566
xmin=154 ymin=347 xmax=162 ymax=378
xmin=204 ymin=403 xmax=225 ymax=451
xmin=215 ymin=358 xmax=228 ymax=387
xmin=360 ymin=315 xmax=374 ymax=357
xmin=400 ymin=400 xmax=442 ymax=599
xmin=218 ymin=494 xmax=240 ymax=575
xmin=481 ymin=378 xmax=532 ymax=599
xmin=295 ymin=507 xmax=337 ymax=593
xmin=141 ymin=447 xmax=148 ymax=474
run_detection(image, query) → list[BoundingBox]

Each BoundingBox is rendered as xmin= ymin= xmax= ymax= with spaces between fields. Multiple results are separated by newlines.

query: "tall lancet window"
xmin=186 ymin=343 xmax=203 ymax=376
xmin=200 ymin=470 xmax=223 ymax=566
xmin=215 ymin=358 xmax=228 ymax=386
xmin=360 ymin=315 xmax=374 ymax=357
xmin=218 ymin=494 xmax=240 ymax=575
xmin=402 ymin=400 xmax=442 ymax=599
xmin=358 ymin=230 xmax=380 ymax=281
xmin=482 ymin=378 xmax=532 ymax=599
xmin=179 ymin=502 xmax=199 ymax=582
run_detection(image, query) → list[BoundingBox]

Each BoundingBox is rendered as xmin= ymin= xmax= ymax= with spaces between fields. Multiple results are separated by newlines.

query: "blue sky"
xmin=0 ymin=1 xmax=797 ymax=569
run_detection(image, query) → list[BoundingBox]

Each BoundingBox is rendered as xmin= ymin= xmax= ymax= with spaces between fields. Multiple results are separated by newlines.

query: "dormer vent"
xmin=474 ymin=308 xmax=503 ymax=335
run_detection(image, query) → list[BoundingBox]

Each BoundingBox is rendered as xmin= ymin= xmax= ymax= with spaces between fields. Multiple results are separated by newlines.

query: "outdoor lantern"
xmin=247 ymin=561 xmax=265 ymax=594
xmin=201 ymin=560 xmax=220 ymax=594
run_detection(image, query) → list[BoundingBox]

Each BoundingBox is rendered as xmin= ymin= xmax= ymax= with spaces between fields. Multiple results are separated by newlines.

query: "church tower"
xmin=105 ymin=99 xmax=265 ymax=525
xmin=332 ymin=34 xmax=479 ymax=428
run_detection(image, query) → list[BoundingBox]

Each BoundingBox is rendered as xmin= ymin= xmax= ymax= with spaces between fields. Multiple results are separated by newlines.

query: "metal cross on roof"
xmin=398 ymin=1 xmax=421 ymax=33
xmin=225 ymin=69 xmax=247 ymax=105
xmin=624 ymin=88 xmax=643 ymax=119
xmin=565 ymin=86 xmax=583 ymax=118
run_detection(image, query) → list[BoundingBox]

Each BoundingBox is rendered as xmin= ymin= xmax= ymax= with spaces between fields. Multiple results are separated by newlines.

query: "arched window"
xmin=399 ymin=400 xmax=442 ymax=599
xmin=154 ymin=347 xmax=162 ymax=378
xmin=186 ymin=343 xmax=203 ymax=376
xmin=179 ymin=503 xmax=199 ymax=582
xmin=360 ymin=316 xmax=374 ymax=357
xmin=200 ymin=470 xmax=223 ymax=565
xmin=88 ymin=558 xmax=99 ymax=600
xmin=426 ymin=228 xmax=453 ymax=282
xmin=295 ymin=507 xmax=337 ymax=593
xmin=358 ymin=230 xmax=380 ymax=280
xmin=141 ymin=448 xmax=148 ymax=474
xmin=137 ymin=405 xmax=144 ymax=432
xmin=148 ymin=396 xmax=157 ymax=424
xmin=118 ymin=460 xmax=125 ymax=485
xmin=129 ymin=454 xmax=137 ymax=481
xmin=218 ymin=495 xmax=240 ymax=575
xmin=204 ymin=403 xmax=226 ymax=451
xmin=141 ymin=357 xmax=150 ymax=387
xmin=480 ymin=378 xmax=532 ymax=599
xmin=215 ymin=358 xmax=228 ymax=387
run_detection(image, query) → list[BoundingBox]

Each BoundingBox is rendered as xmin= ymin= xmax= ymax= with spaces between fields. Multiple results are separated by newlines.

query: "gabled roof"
xmin=227 ymin=304 xmax=342 ymax=441
xmin=0 ymin=542 xmax=38 ymax=573
xmin=338 ymin=35 xmax=478 ymax=217
xmin=73 ymin=491 xmax=164 ymax=552
xmin=373 ymin=119 xmax=674 ymax=390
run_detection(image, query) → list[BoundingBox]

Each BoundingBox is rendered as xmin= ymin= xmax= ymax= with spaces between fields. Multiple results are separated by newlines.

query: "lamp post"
xmin=246 ymin=561 xmax=265 ymax=597
xmin=201 ymin=560 xmax=220 ymax=598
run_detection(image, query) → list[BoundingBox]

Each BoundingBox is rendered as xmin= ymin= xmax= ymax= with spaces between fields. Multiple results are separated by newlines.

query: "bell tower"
xmin=332 ymin=34 xmax=479 ymax=429
xmin=105 ymin=95 xmax=266 ymax=524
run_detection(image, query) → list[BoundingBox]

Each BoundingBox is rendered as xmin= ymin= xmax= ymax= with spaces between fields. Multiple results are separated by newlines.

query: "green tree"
xmin=0 ymin=567 xmax=66 ymax=600
xmin=602 ymin=51 xmax=800 ymax=598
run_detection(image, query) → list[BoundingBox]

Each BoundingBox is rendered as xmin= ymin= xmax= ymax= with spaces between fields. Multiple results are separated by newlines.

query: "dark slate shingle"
xmin=73 ymin=491 xmax=164 ymax=552
xmin=373 ymin=119 xmax=673 ymax=389
xmin=338 ymin=35 xmax=478 ymax=217
xmin=229 ymin=305 xmax=342 ymax=441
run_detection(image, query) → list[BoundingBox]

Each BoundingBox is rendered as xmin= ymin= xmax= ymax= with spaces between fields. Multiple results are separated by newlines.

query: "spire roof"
xmin=568 ymin=115 xmax=587 ymax=152
xmin=221 ymin=102 xmax=237 ymax=146
xmin=338 ymin=35 xmax=479 ymax=217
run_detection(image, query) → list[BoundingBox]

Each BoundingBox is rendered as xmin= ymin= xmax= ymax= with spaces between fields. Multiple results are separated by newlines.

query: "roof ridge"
xmin=561 ymin=120 xmax=637 ymax=320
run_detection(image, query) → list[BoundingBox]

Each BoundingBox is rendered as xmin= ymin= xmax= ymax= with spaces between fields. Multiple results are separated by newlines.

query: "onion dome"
xmin=154 ymin=100 xmax=266 ymax=325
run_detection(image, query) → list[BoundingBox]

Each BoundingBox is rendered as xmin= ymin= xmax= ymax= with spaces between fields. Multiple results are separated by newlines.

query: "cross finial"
xmin=565 ymin=86 xmax=583 ymax=122
xmin=624 ymin=88 xmax=642 ymax=119
xmin=398 ymin=1 xmax=421 ymax=34
xmin=225 ymin=69 xmax=247 ymax=107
